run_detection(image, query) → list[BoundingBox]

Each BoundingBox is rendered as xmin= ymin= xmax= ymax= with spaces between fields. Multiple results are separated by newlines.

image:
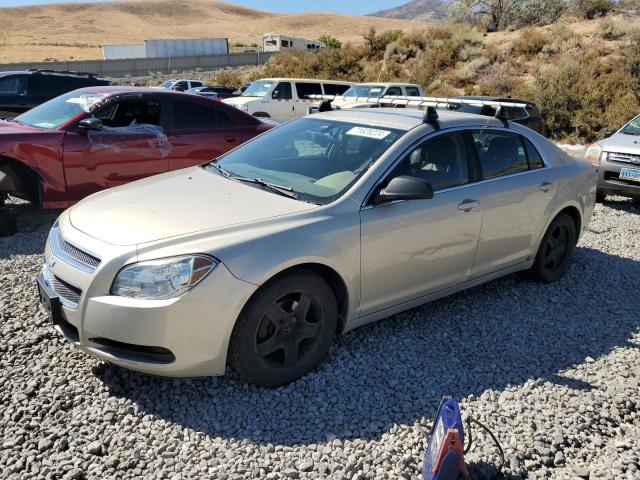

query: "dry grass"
xmin=0 ymin=0 xmax=428 ymax=62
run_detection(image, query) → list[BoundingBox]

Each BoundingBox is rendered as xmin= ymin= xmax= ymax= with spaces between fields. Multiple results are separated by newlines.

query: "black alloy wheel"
xmin=530 ymin=213 xmax=576 ymax=283
xmin=229 ymin=270 xmax=337 ymax=387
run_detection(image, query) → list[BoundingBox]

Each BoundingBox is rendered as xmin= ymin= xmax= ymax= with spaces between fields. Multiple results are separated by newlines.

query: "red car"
xmin=0 ymin=86 xmax=272 ymax=210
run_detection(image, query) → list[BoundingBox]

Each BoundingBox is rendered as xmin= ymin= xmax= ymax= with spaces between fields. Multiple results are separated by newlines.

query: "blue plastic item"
xmin=423 ymin=397 xmax=466 ymax=480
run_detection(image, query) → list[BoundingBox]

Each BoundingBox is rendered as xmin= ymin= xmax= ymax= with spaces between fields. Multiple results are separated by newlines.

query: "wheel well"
xmin=557 ymin=206 xmax=581 ymax=243
xmin=0 ymin=156 xmax=41 ymax=205
xmin=262 ymin=263 xmax=349 ymax=334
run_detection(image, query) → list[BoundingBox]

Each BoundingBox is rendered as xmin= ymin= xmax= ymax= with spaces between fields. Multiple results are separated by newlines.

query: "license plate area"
xmin=619 ymin=167 xmax=640 ymax=183
xmin=37 ymin=274 xmax=63 ymax=326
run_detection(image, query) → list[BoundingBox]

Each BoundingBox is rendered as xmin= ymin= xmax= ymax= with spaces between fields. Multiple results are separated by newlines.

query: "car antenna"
xmin=423 ymin=106 xmax=439 ymax=130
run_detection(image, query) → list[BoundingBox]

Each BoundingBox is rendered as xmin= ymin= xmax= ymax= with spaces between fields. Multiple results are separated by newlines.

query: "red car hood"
xmin=0 ymin=119 xmax=42 ymax=135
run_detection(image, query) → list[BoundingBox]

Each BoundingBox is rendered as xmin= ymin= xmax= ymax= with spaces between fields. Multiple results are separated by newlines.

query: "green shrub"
xmin=318 ymin=35 xmax=342 ymax=49
xmin=512 ymin=28 xmax=551 ymax=56
xmin=210 ymin=69 xmax=243 ymax=88
xmin=597 ymin=17 xmax=629 ymax=40
xmin=571 ymin=0 xmax=614 ymax=19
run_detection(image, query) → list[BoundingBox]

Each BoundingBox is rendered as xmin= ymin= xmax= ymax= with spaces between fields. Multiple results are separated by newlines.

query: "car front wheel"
xmin=229 ymin=269 xmax=338 ymax=387
xmin=529 ymin=213 xmax=576 ymax=283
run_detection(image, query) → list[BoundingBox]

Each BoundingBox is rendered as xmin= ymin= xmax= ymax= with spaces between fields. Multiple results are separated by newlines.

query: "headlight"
xmin=111 ymin=255 xmax=217 ymax=299
xmin=585 ymin=143 xmax=603 ymax=165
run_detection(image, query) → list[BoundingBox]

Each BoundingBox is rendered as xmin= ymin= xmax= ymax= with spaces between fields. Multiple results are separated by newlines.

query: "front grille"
xmin=56 ymin=230 xmax=101 ymax=269
xmin=608 ymin=152 xmax=640 ymax=166
xmin=52 ymin=275 xmax=82 ymax=306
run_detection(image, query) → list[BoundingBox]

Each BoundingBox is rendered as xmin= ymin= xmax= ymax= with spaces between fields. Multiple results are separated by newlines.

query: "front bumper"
xmin=40 ymin=218 xmax=257 ymax=377
xmin=597 ymin=154 xmax=640 ymax=198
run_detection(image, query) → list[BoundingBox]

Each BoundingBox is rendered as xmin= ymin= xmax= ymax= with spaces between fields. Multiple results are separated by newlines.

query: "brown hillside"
xmin=0 ymin=0 xmax=428 ymax=63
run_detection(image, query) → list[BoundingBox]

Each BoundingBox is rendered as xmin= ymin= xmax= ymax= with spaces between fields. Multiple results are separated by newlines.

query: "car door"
xmin=359 ymin=131 xmax=484 ymax=316
xmin=293 ymin=82 xmax=322 ymax=117
xmin=164 ymin=97 xmax=242 ymax=170
xmin=467 ymin=129 xmax=558 ymax=278
xmin=61 ymin=96 xmax=167 ymax=201
xmin=269 ymin=81 xmax=294 ymax=120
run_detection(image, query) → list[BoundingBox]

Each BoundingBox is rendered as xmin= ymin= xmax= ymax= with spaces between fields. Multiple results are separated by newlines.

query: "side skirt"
xmin=343 ymin=259 xmax=534 ymax=334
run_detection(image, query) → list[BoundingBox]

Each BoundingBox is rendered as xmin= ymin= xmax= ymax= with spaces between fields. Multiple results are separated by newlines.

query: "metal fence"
xmin=0 ymin=52 xmax=274 ymax=78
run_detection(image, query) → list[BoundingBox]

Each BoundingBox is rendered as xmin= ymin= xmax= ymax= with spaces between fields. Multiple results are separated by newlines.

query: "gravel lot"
xmin=1 ymin=165 xmax=639 ymax=479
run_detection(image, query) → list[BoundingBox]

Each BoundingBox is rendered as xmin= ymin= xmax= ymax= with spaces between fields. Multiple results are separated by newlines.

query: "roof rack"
xmin=27 ymin=69 xmax=98 ymax=78
xmin=308 ymin=94 xmax=531 ymax=125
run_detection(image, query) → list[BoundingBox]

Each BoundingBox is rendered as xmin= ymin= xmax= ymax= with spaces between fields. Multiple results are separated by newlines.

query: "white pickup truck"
xmin=307 ymin=82 xmax=425 ymax=114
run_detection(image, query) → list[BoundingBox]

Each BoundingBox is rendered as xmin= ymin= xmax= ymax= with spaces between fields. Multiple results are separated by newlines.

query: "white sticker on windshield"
xmin=346 ymin=126 xmax=391 ymax=140
xmin=65 ymin=94 xmax=108 ymax=112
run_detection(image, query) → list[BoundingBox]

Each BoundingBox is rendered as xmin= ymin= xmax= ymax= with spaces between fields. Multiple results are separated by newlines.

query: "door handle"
xmin=539 ymin=181 xmax=553 ymax=192
xmin=225 ymin=136 xmax=236 ymax=142
xmin=458 ymin=199 xmax=480 ymax=211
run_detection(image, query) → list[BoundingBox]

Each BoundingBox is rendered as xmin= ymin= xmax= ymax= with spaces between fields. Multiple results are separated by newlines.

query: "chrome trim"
xmin=50 ymin=225 xmax=101 ymax=274
xmin=42 ymin=263 xmax=80 ymax=309
xmin=607 ymin=152 xmax=640 ymax=166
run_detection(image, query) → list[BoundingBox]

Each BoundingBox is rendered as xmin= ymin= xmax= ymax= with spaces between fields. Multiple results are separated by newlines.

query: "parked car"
xmin=0 ymin=69 xmax=109 ymax=119
xmin=157 ymin=79 xmax=204 ymax=92
xmin=37 ymin=106 xmax=596 ymax=386
xmin=186 ymin=85 xmax=238 ymax=101
xmin=223 ymin=78 xmax=353 ymax=120
xmin=308 ymin=82 xmax=425 ymax=114
xmin=438 ymin=96 xmax=546 ymax=135
xmin=586 ymin=114 xmax=640 ymax=202
xmin=0 ymin=86 xmax=272 ymax=214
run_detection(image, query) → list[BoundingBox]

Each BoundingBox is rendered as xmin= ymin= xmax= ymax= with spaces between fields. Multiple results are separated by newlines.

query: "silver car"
xmin=37 ymin=108 xmax=596 ymax=386
xmin=586 ymin=114 xmax=640 ymax=201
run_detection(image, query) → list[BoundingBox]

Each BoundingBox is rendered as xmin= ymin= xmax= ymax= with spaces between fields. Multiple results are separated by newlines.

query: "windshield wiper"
xmin=208 ymin=163 xmax=297 ymax=199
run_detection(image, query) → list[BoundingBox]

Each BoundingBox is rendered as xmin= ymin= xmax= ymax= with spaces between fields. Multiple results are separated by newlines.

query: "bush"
xmin=363 ymin=27 xmax=403 ymax=58
xmin=571 ymin=0 xmax=614 ymax=19
xmin=509 ymin=0 xmax=567 ymax=28
xmin=210 ymin=69 xmax=243 ymax=88
xmin=318 ymin=35 xmax=342 ymax=49
xmin=512 ymin=28 xmax=551 ymax=56
xmin=597 ymin=17 xmax=629 ymax=40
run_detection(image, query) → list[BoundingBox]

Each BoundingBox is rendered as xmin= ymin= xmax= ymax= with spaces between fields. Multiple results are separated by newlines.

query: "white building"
xmin=262 ymin=33 xmax=325 ymax=53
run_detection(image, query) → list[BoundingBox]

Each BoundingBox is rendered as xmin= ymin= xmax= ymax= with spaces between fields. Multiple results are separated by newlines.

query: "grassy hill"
xmin=0 ymin=0 xmax=428 ymax=63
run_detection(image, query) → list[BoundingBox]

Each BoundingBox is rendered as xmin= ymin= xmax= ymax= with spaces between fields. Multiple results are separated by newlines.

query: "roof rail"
xmin=308 ymin=94 xmax=532 ymax=110
xmin=27 ymin=69 xmax=98 ymax=78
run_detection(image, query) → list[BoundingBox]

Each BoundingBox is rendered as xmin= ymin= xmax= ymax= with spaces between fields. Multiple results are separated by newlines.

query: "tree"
xmin=449 ymin=0 xmax=521 ymax=31
xmin=571 ymin=0 xmax=614 ymax=19
xmin=318 ymin=35 xmax=342 ymax=49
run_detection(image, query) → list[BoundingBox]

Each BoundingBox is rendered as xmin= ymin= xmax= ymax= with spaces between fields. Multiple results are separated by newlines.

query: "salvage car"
xmin=0 ymin=69 xmax=109 ymax=119
xmin=586 ymin=114 xmax=640 ymax=202
xmin=37 ymin=104 xmax=596 ymax=386
xmin=0 ymin=86 xmax=272 ymax=213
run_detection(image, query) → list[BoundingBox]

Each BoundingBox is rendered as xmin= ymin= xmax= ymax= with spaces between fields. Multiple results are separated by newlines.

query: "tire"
xmin=529 ymin=213 xmax=576 ymax=283
xmin=0 ymin=210 xmax=17 ymax=237
xmin=596 ymin=191 xmax=606 ymax=203
xmin=229 ymin=269 xmax=338 ymax=387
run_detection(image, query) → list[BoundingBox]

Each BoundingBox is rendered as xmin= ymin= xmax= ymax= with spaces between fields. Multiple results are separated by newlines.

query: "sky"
xmin=0 ymin=0 xmax=411 ymax=15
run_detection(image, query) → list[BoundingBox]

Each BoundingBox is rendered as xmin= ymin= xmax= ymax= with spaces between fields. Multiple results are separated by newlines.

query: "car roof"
xmin=358 ymin=82 xmax=421 ymax=87
xmin=74 ymin=86 xmax=205 ymax=96
xmin=0 ymin=71 xmax=26 ymax=77
xmin=312 ymin=107 xmax=503 ymax=131
xmin=257 ymin=78 xmax=353 ymax=84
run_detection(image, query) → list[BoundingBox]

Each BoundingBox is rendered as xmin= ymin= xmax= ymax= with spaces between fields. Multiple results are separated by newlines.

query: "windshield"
xmin=13 ymin=91 xmax=108 ymax=130
xmin=208 ymin=118 xmax=403 ymax=204
xmin=342 ymin=85 xmax=385 ymax=98
xmin=158 ymin=80 xmax=175 ymax=88
xmin=242 ymin=80 xmax=274 ymax=97
xmin=621 ymin=116 xmax=640 ymax=135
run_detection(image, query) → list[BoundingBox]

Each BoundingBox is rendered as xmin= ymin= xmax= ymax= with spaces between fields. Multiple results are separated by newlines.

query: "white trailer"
xmin=102 ymin=44 xmax=147 ymax=60
xmin=145 ymin=38 xmax=229 ymax=58
xmin=262 ymin=33 xmax=325 ymax=53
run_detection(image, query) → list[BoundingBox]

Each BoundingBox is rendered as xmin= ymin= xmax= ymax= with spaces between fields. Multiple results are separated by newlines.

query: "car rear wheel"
xmin=229 ymin=270 xmax=337 ymax=387
xmin=529 ymin=213 xmax=576 ymax=283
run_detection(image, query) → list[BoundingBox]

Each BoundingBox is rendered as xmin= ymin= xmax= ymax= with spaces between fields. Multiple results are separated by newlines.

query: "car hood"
xmin=331 ymin=99 xmax=376 ymax=109
xmin=223 ymin=96 xmax=260 ymax=106
xmin=599 ymin=133 xmax=640 ymax=155
xmin=69 ymin=166 xmax=316 ymax=246
xmin=0 ymin=119 xmax=42 ymax=135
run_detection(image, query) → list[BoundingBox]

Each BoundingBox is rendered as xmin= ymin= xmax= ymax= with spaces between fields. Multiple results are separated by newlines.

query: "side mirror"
xmin=271 ymin=90 xmax=280 ymax=99
xmin=603 ymin=131 xmax=614 ymax=138
xmin=78 ymin=117 xmax=103 ymax=131
xmin=374 ymin=175 xmax=434 ymax=204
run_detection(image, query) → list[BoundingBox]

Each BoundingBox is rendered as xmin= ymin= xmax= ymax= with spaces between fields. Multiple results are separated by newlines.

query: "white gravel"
xmin=1 ymin=174 xmax=639 ymax=479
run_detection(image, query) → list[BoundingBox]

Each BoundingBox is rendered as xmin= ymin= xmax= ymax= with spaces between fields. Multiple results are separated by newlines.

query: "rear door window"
xmin=295 ymin=82 xmax=322 ymax=99
xmin=323 ymin=84 xmax=350 ymax=95
xmin=471 ymin=130 xmax=529 ymax=179
xmin=385 ymin=86 xmax=402 ymax=96
xmin=405 ymin=86 xmax=420 ymax=96
xmin=0 ymin=77 xmax=26 ymax=95
xmin=169 ymin=100 xmax=221 ymax=130
xmin=523 ymin=137 xmax=544 ymax=169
